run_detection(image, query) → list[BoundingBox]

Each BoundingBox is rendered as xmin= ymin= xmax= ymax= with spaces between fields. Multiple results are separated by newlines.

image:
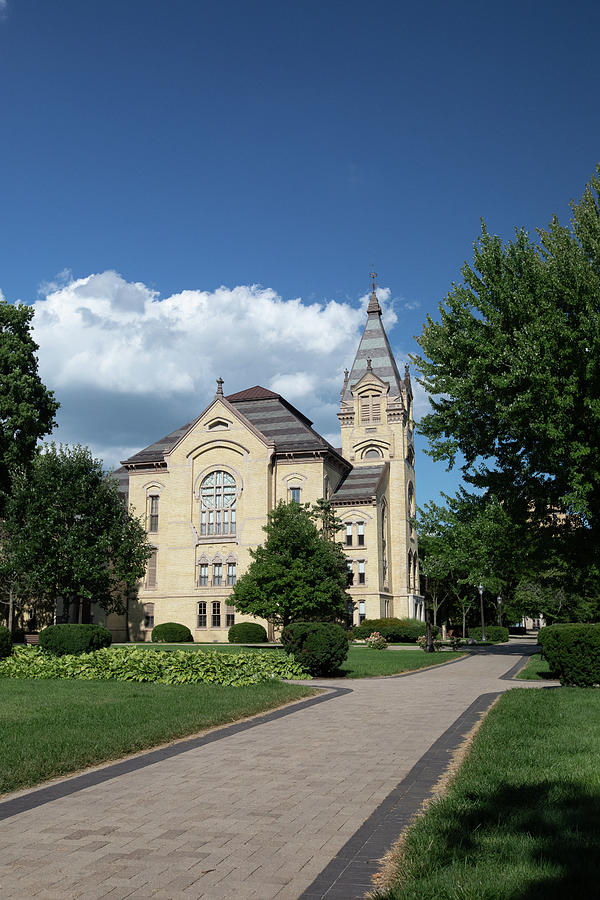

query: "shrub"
xmin=365 ymin=631 xmax=388 ymax=650
xmin=352 ymin=618 xmax=439 ymax=643
xmin=468 ymin=626 xmax=509 ymax=643
xmin=0 ymin=625 xmax=12 ymax=659
xmin=538 ymin=624 xmax=600 ymax=686
xmin=228 ymin=622 xmax=268 ymax=643
xmin=417 ymin=634 xmax=442 ymax=652
xmin=39 ymin=624 xmax=112 ymax=656
xmin=281 ymin=621 xmax=349 ymax=676
xmin=151 ymin=622 xmax=193 ymax=643
xmin=0 ymin=645 xmax=308 ymax=685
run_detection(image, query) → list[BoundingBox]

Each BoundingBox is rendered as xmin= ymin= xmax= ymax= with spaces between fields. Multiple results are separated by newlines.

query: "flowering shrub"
xmin=365 ymin=631 xmax=388 ymax=650
xmin=416 ymin=635 xmax=442 ymax=652
xmin=0 ymin=646 xmax=308 ymax=686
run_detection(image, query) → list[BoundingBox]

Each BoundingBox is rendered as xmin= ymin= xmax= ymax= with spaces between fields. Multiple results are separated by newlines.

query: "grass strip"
xmin=0 ymin=678 xmax=314 ymax=795
xmin=338 ymin=647 xmax=465 ymax=678
xmin=374 ymin=688 xmax=600 ymax=900
xmin=516 ymin=652 xmax=557 ymax=680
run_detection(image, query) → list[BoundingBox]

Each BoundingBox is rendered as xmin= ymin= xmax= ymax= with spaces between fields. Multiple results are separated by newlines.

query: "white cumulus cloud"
xmin=30 ymin=271 xmax=412 ymax=469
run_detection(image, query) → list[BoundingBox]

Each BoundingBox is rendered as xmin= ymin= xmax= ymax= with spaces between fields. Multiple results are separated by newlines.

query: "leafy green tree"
xmin=414 ymin=166 xmax=600 ymax=611
xmin=0 ymin=444 xmax=151 ymax=626
xmin=0 ymin=299 xmax=59 ymax=508
xmin=231 ymin=501 xmax=350 ymax=628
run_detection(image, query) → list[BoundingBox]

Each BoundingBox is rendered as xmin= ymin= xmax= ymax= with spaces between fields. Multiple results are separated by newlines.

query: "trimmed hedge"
xmin=468 ymin=626 xmax=509 ymax=643
xmin=151 ymin=622 xmax=193 ymax=643
xmin=538 ymin=624 xmax=600 ymax=686
xmin=352 ymin=618 xmax=439 ymax=643
xmin=228 ymin=622 xmax=268 ymax=643
xmin=281 ymin=621 xmax=349 ymax=677
xmin=0 ymin=625 xmax=12 ymax=659
xmin=39 ymin=624 xmax=112 ymax=656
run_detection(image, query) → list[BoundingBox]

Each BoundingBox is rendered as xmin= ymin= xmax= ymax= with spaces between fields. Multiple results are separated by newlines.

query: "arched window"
xmin=408 ymin=550 xmax=413 ymax=590
xmin=363 ymin=447 xmax=382 ymax=459
xmin=200 ymin=470 xmax=237 ymax=536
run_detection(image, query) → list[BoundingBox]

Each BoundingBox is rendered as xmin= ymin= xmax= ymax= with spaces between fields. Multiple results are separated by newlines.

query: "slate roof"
xmin=331 ymin=464 xmax=386 ymax=503
xmin=227 ymin=392 xmax=344 ymax=459
xmin=109 ymin=465 xmax=130 ymax=502
xmin=121 ymin=387 xmax=348 ymax=467
xmin=121 ymin=420 xmax=195 ymax=467
xmin=341 ymin=295 xmax=405 ymax=406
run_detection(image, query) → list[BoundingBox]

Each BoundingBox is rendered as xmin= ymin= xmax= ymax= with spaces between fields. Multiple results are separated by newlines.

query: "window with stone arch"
xmin=200 ymin=470 xmax=237 ymax=536
xmin=359 ymin=391 xmax=381 ymax=424
xmin=407 ymin=482 xmax=416 ymax=534
xmin=363 ymin=447 xmax=382 ymax=459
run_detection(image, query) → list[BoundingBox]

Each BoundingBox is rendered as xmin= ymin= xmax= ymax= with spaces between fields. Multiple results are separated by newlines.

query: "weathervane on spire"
xmin=367 ymin=267 xmax=382 ymax=316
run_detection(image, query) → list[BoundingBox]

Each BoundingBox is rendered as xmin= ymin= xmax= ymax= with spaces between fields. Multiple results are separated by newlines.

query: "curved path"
xmin=0 ymin=640 xmax=553 ymax=899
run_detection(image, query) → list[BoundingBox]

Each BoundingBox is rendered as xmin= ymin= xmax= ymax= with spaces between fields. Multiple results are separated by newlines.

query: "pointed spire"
xmin=367 ymin=268 xmax=382 ymax=316
xmin=216 ymin=377 xmax=224 ymax=397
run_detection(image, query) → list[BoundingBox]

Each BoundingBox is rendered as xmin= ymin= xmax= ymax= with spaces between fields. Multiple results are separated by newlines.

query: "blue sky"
xmin=1 ymin=0 xmax=599 ymax=507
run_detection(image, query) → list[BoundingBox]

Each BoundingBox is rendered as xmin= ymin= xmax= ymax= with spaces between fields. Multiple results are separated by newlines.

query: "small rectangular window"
xmin=213 ymin=564 xmax=222 ymax=586
xmin=145 ymin=549 xmax=157 ymax=589
xmin=290 ymin=487 xmax=301 ymax=503
xmin=148 ymin=495 xmax=159 ymax=532
xmin=357 ymin=522 xmax=365 ymax=546
xmin=225 ymin=605 xmax=235 ymax=627
xmin=227 ymin=563 xmax=236 ymax=586
xmin=197 ymin=601 xmax=207 ymax=628
xmin=358 ymin=561 xmax=366 ymax=585
xmin=345 ymin=523 xmax=352 ymax=546
xmin=198 ymin=564 xmax=208 ymax=587
xmin=212 ymin=601 xmax=221 ymax=628
xmin=143 ymin=603 xmax=155 ymax=629
xmin=359 ymin=600 xmax=366 ymax=624
xmin=346 ymin=560 xmax=354 ymax=586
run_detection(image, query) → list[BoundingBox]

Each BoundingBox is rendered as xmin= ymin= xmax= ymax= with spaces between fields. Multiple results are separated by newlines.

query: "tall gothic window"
xmin=200 ymin=471 xmax=237 ymax=536
xmin=360 ymin=392 xmax=381 ymax=424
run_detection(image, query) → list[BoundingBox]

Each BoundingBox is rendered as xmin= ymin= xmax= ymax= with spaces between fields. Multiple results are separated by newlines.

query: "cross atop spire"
xmin=367 ymin=267 xmax=382 ymax=316
xmin=216 ymin=377 xmax=224 ymax=397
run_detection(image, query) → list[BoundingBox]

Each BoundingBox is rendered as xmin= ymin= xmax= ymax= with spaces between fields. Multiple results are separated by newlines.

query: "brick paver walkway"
xmin=0 ymin=641 xmax=550 ymax=899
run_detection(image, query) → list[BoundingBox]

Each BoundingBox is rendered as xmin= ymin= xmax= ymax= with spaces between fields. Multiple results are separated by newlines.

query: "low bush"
xmin=0 ymin=645 xmax=308 ymax=685
xmin=365 ymin=631 xmax=388 ymax=650
xmin=281 ymin=621 xmax=349 ymax=676
xmin=39 ymin=624 xmax=112 ymax=656
xmin=228 ymin=622 xmax=268 ymax=643
xmin=468 ymin=625 xmax=509 ymax=643
xmin=537 ymin=624 xmax=600 ymax=686
xmin=151 ymin=622 xmax=193 ymax=643
xmin=352 ymin=618 xmax=439 ymax=643
xmin=0 ymin=625 xmax=12 ymax=659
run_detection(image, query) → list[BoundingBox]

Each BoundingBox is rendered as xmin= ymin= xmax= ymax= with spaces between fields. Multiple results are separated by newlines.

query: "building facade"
xmin=115 ymin=286 xmax=421 ymax=641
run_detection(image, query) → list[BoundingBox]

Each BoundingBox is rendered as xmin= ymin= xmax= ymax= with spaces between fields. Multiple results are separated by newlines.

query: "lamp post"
xmin=423 ymin=571 xmax=434 ymax=653
xmin=478 ymin=583 xmax=486 ymax=642
xmin=497 ymin=595 xmax=502 ymax=627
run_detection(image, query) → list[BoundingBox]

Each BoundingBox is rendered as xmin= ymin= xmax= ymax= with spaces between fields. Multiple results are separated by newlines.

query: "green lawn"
xmin=516 ymin=652 xmax=557 ymax=680
xmin=339 ymin=646 xmax=464 ymax=678
xmin=374 ymin=688 xmax=600 ymax=900
xmin=122 ymin=642 xmax=465 ymax=677
xmin=0 ymin=678 xmax=315 ymax=795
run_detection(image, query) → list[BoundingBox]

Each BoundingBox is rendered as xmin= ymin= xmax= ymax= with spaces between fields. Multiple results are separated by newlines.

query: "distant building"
xmin=109 ymin=284 xmax=420 ymax=641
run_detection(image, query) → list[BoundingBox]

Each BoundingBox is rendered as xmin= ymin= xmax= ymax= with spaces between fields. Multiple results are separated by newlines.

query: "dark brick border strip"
xmin=499 ymin=651 xmax=538 ymax=681
xmin=0 ymin=685 xmax=352 ymax=823
xmin=299 ymin=691 xmax=501 ymax=900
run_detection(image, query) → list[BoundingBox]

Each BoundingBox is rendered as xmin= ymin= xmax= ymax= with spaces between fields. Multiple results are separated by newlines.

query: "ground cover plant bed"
xmin=0 ymin=646 xmax=307 ymax=685
xmin=0 ymin=678 xmax=316 ymax=794
xmin=338 ymin=646 xmax=465 ymax=678
xmin=373 ymin=688 xmax=600 ymax=900
xmin=516 ymin=653 xmax=557 ymax=681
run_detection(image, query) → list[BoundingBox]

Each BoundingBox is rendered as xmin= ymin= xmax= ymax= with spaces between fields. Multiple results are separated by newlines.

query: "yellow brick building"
xmin=116 ymin=286 xmax=421 ymax=641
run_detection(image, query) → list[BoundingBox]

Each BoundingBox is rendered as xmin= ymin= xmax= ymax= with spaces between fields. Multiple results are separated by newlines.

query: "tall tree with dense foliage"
xmin=231 ymin=501 xmax=350 ymax=627
xmin=414 ymin=166 xmax=600 ymax=614
xmin=1 ymin=444 xmax=151 ymax=627
xmin=0 ymin=299 xmax=59 ymax=508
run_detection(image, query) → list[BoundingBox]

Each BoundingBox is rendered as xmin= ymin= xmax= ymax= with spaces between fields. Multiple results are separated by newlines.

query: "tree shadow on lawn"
xmin=431 ymin=781 xmax=600 ymax=899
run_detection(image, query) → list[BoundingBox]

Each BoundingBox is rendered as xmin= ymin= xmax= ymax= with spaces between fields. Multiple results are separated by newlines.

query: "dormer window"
xmin=360 ymin=392 xmax=381 ymax=424
xmin=206 ymin=419 xmax=230 ymax=431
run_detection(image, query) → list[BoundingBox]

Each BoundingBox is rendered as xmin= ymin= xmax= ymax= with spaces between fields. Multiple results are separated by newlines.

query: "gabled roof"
xmin=121 ymin=386 xmax=349 ymax=468
xmin=341 ymin=295 xmax=405 ymax=406
xmin=331 ymin=464 xmax=387 ymax=503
